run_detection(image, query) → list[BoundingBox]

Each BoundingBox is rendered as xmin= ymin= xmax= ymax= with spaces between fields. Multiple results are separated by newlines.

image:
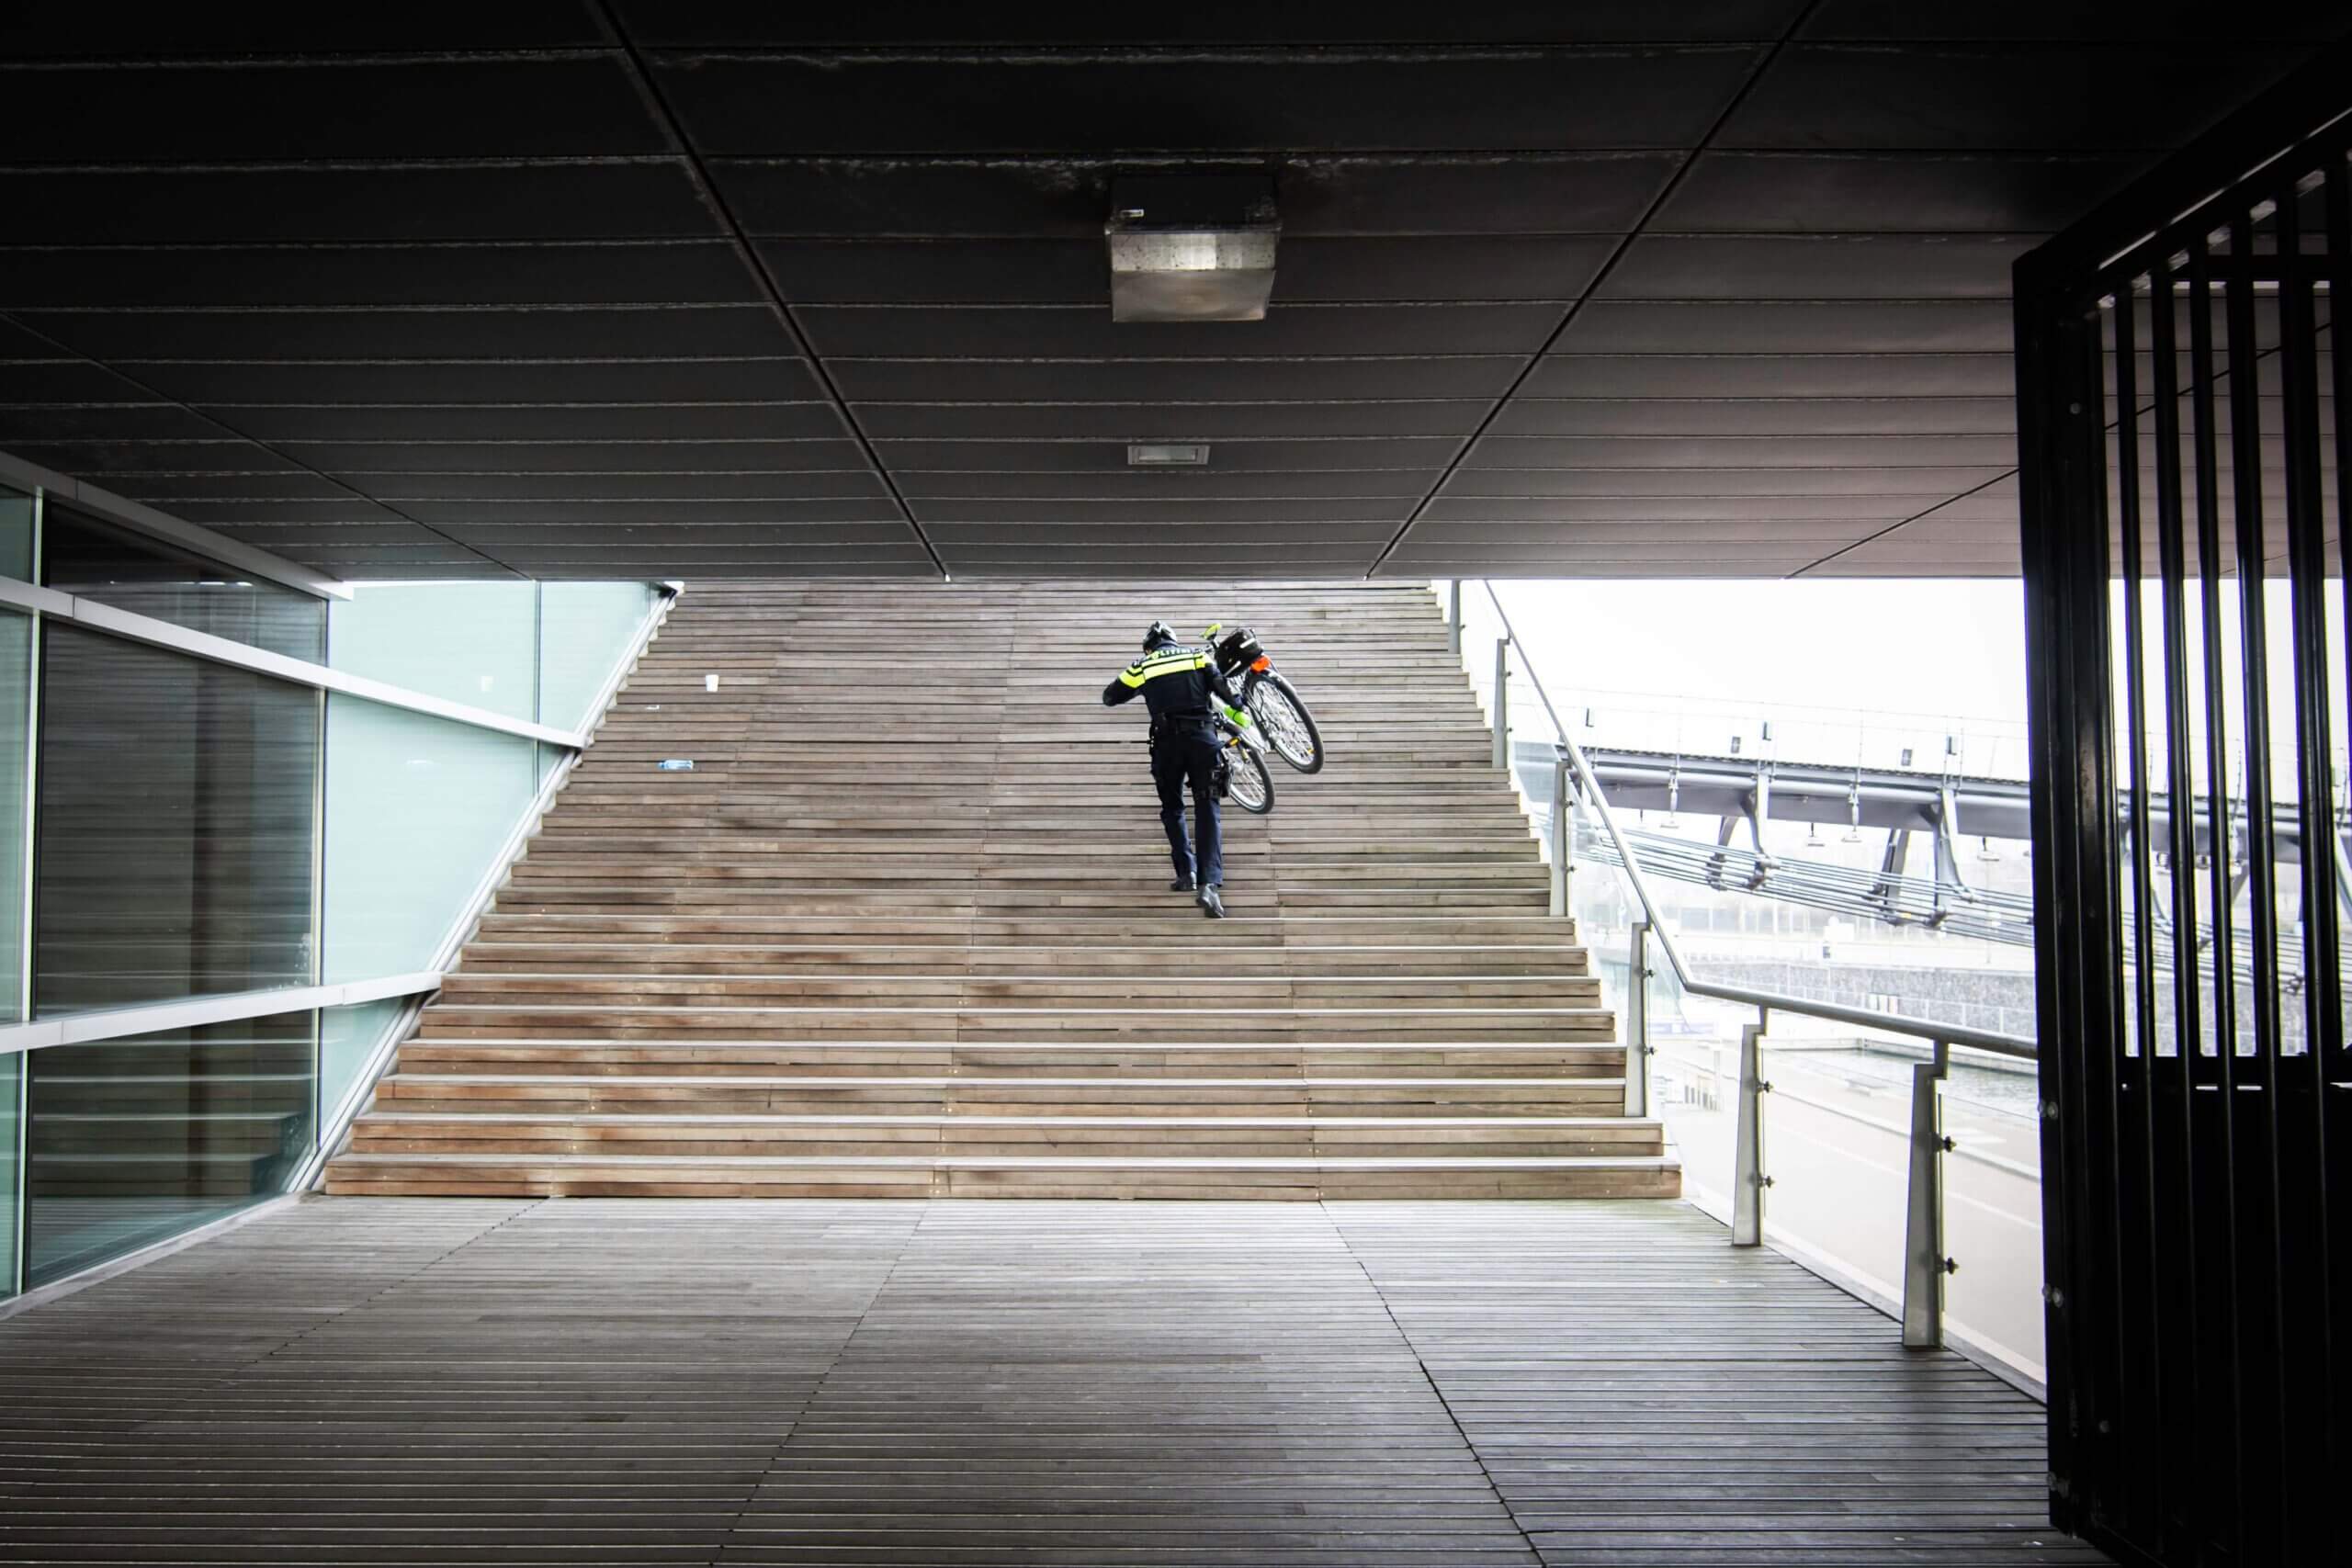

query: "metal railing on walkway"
xmin=1451 ymin=580 xmax=2037 ymax=1360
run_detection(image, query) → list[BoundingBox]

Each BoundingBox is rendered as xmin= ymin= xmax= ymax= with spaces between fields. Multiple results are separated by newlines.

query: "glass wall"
xmin=23 ymin=1011 xmax=314 ymax=1288
xmin=319 ymin=997 xmax=407 ymax=1130
xmin=42 ymin=504 xmax=325 ymax=661
xmin=34 ymin=626 xmax=319 ymax=1014
xmin=0 ymin=480 xmax=32 ymax=581
xmin=541 ymin=581 xmax=660 ymax=732
xmin=0 ymin=470 xmax=663 ymax=1302
xmin=322 ymin=696 xmax=537 ymax=984
xmin=329 ymin=581 xmax=538 ymax=721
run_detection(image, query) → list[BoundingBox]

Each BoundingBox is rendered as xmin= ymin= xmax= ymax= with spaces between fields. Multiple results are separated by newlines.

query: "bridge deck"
xmin=0 ymin=1198 xmax=2104 ymax=1566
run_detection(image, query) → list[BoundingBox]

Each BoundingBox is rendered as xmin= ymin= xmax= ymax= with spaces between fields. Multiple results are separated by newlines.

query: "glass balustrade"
xmin=1444 ymin=579 xmax=2050 ymax=1389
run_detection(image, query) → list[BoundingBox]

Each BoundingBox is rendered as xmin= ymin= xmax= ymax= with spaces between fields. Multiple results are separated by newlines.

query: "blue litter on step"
xmin=657 ymin=759 xmax=695 ymax=771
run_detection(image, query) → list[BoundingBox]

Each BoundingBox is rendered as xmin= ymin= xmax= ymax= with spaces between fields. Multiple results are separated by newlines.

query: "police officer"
xmin=1102 ymin=620 xmax=1242 ymax=918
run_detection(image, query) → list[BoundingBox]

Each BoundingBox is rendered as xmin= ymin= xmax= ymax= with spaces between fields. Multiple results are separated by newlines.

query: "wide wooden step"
xmin=322 ymin=1152 xmax=1682 ymax=1201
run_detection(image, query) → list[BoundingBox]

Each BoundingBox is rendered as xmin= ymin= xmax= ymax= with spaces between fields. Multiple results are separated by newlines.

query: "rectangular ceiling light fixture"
xmin=1127 ymin=443 xmax=1209 ymax=466
xmin=1106 ymin=173 xmax=1279 ymax=322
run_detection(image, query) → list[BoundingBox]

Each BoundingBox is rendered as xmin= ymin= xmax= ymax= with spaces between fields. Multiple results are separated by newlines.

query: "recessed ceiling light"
xmin=1128 ymin=443 xmax=1209 ymax=467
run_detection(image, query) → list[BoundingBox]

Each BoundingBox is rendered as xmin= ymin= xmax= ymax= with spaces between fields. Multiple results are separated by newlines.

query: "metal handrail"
xmin=1475 ymin=581 xmax=2037 ymax=1064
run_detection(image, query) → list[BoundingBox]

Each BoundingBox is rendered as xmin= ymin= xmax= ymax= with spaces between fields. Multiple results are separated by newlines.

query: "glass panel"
xmin=327 ymin=581 xmax=538 ymax=722
xmin=35 ymin=625 xmax=319 ymax=1014
xmin=24 ymin=1010 xmax=315 ymax=1288
xmin=538 ymin=581 xmax=657 ymax=732
xmin=320 ymin=997 xmax=405 ymax=1127
xmin=0 ymin=608 xmax=29 ymax=1024
xmin=1644 ymin=953 xmax=1753 ymax=1219
xmin=0 ymin=1054 xmax=19 ymax=1297
xmin=41 ymin=505 xmax=325 ymax=661
xmin=0 ymin=480 xmax=33 ymax=581
xmin=1942 ymin=1077 xmax=2049 ymax=1384
xmin=322 ymin=694 xmax=536 ymax=984
xmin=1752 ymin=1023 xmax=1917 ymax=1313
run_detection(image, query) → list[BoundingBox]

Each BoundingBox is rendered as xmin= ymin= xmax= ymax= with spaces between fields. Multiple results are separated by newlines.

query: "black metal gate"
xmin=2016 ymin=56 xmax=2351 ymax=1568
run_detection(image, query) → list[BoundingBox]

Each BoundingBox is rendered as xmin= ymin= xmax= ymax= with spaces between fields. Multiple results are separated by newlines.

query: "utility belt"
xmin=1149 ymin=711 xmax=1213 ymax=739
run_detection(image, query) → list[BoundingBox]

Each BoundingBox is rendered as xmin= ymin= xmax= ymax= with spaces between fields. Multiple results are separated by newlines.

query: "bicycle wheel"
xmin=1247 ymin=672 xmax=1325 ymax=774
xmin=1223 ymin=745 xmax=1274 ymax=815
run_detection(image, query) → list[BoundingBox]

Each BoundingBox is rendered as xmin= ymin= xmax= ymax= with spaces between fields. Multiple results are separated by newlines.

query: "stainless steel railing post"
xmin=1901 ymin=1039 xmax=1956 ymax=1348
xmin=1448 ymin=580 xmax=1463 ymax=657
xmin=1549 ymin=756 xmax=1571 ymax=916
xmin=1492 ymin=637 xmax=1510 ymax=773
xmin=1625 ymin=919 xmax=1652 ymax=1119
xmin=1732 ymin=1015 xmax=1770 ymax=1246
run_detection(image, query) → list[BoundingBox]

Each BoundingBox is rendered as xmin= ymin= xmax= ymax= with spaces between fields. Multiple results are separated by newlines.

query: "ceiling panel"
xmin=754 ymin=237 xmax=1612 ymax=305
xmin=796 ymin=303 xmax=1565 ymax=358
xmin=1521 ymin=355 xmax=2013 ymax=398
xmin=651 ymin=49 xmax=1762 ymax=155
xmin=710 ymin=152 xmax=1674 ymax=238
xmin=609 ymin=3 xmax=1812 ymax=48
xmin=1720 ymin=43 xmax=2310 ymax=151
xmin=1657 ymin=152 xmax=2138 ymax=232
xmin=0 ymin=12 xmax=2338 ymax=581
xmin=2 ymin=57 xmax=663 ymax=161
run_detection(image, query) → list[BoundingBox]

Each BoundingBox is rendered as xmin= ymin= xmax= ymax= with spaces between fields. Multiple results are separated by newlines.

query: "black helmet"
xmin=1141 ymin=620 xmax=1177 ymax=651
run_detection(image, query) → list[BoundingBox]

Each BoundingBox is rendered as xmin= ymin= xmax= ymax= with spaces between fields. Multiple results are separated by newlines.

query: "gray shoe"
xmin=1197 ymin=884 xmax=1225 ymax=919
xmin=1169 ymin=878 xmax=1196 ymax=893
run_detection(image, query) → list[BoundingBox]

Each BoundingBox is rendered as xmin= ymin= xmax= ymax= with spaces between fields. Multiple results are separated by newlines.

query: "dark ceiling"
xmin=0 ymin=4 xmax=2342 ymax=581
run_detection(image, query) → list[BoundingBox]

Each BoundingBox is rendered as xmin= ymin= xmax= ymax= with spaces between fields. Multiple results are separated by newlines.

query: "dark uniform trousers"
xmin=1150 ymin=718 xmax=1223 ymax=887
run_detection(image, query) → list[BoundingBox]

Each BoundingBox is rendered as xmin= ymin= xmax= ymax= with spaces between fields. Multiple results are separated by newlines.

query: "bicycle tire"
xmin=1247 ymin=672 xmax=1325 ymax=774
xmin=1224 ymin=746 xmax=1274 ymax=815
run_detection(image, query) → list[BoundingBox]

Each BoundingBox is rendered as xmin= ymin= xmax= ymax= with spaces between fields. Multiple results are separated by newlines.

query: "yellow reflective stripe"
xmin=1117 ymin=651 xmax=1208 ymax=686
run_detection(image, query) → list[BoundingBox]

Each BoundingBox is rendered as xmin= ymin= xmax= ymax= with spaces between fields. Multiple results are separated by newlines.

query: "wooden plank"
xmin=0 ymin=1197 xmax=2099 ymax=1564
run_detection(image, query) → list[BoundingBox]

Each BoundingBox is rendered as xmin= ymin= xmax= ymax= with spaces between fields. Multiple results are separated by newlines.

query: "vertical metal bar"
xmin=1624 ymin=920 xmax=1651 ymax=1120
xmin=2225 ymin=213 xmax=2284 ymax=1065
xmin=2190 ymin=246 xmax=2241 ymax=1072
xmin=1902 ymin=1039 xmax=1951 ymax=1348
xmin=1447 ymin=580 xmax=1462 ymax=658
xmin=2152 ymin=265 xmax=2202 ymax=1055
xmin=1558 ymin=761 xmax=1577 ymax=915
xmin=2269 ymin=179 xmax=2336 ymax=1558
xmin=2186 ymin=256 xmax=2249 ymax=1546
xmin=2109 ymin=279 xmax=2167 ymax=1546
xmin=2323 ymin=152 xmax=2352 ymax=1548
xmin=2188 ymin=236 xmax=2252 ymax=1556
xmin=2015 ymin=256 xmax=2119 ymax=1539
xmin=2278 ymin=186 xmax=2339 ymax=1050
xmin=1731 ymin=1015 xmax=1768 ymax=1247
xmin=1548 ymin=756 xmax=1569 ymax=917
xmin=2148 ymin=254 xmax=2209 ymax=1562
xmin=1492 ymin=637 xmax=1509 ymax=773
xmin=2222 ymin=213 xmax=2282 ymax=1562
xmin=2115 ymin=288 xmax=2160 ymax=1060
xmin=308 ymin=683 xmax=326 ymax=1156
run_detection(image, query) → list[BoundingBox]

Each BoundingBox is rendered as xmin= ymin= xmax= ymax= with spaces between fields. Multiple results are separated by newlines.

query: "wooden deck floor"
xmin=0 ymin=1199 xmax=2105 ymax=1566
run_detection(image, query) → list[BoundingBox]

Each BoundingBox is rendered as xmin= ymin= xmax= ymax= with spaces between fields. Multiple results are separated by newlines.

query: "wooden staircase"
xmin=324 ymin=581 xmax=1679 ymax=1201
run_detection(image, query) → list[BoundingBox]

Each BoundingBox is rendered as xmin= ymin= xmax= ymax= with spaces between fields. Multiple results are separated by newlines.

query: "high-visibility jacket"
xmin=1102 ymin=643 xmax=1239 ymax=721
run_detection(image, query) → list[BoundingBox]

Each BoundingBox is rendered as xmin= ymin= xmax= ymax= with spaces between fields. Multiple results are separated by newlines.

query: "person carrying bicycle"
xmin=1102 ymin=620 xmax=1243 ymax=918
